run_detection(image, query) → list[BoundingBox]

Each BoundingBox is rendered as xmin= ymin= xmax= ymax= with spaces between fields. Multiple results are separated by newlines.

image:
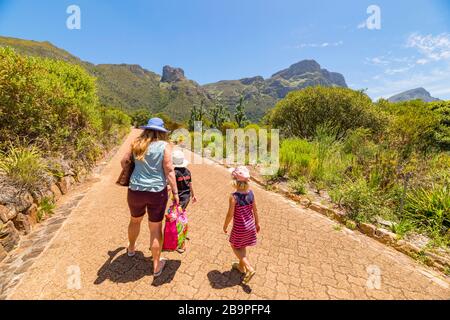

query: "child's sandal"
xmin=242 ymin=270 xmax=256 ymax=284
xmin=232 ymin=262 xmax=246 ymax=273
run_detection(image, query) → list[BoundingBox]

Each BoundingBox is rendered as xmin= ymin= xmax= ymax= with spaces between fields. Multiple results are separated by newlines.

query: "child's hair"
xmin=232 ymin=179 xmax=249 ymax=192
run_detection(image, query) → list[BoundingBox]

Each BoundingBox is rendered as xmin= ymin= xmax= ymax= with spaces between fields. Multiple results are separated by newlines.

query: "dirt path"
xmin=3 ymin=129 xmax=449 ymax=300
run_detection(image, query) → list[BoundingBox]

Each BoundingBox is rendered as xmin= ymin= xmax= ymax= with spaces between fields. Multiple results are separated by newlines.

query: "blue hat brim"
xmin=139 ymin=125 xmax=169 ymax=133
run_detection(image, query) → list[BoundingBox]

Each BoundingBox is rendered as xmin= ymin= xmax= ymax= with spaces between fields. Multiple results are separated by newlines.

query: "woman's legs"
xmin=231 ymin=246 xmax=255 ymax=273
xmin=145 ymin=188 xmax=168 ymax=275
xmin=149 ymin=221 xmax=164 ymax=273
xmin=128 ymin=216 xmax=144 ymax=252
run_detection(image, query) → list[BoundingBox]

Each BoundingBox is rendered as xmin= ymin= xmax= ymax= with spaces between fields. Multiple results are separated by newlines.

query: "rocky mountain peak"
xmin=240 ymin=76 xmax=264 ymax=85
xmin=161 ymin=65 xmax=186 ymax=83
xmin=271 ymin=60 xmax=321 ymax=79
xmin=388 ymin=87 xmax=440 ymax=103
xmin=124 ymin=64 xmax=147 ymax=77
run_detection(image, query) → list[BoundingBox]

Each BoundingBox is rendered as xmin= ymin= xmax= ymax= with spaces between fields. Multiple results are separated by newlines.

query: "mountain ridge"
xmin=0 ymin=35 xmax=347 ymax=121
xmin=388 ymin=87 xmax=440 ymax=103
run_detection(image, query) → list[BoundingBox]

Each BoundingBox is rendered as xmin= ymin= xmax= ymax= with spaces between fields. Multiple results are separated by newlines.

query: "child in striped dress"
xmin=223 ymin=166 xmax=260 ymax=285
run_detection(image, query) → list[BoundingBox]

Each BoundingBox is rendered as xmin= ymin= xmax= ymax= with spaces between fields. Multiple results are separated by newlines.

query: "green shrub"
xmin=0 ymin=145 xmax=48 ymax=188
xmin=279 ymin=138 xmax=313 ymax=178
xmin=289 ymin=177 xmax=307 ymax=195
xmin=130 ymin=109 xmax=152 ymax=128
xmin=244 ymin=123 xmax=261 ymax=133
xmin=269 ymin=87 xmax=385 ymax=139
xmin=279 ymin=129 xmax=350 ymax=189
xmin=73 ymin=131 xmax=102 ymax=168
xmin=330 ymin=178 xmax=392 ymax=222
xmin=154 ymin=112 xmax=185 ymax=131
xmin=345 ymin=220 xmax=357 ymax=230
xmin=377 ymin=99 xmax=442 ymax=156
xmin=220 ymin=121 xmax=239 ymax=134
xmin=343 ymin=128 xmax=378 ymax=164
xmin=1 ymin=49 xmax=92 ymax=140
xmin=310 ymin=125 xmax=347 ymax=186
xmin=428 ymin=101 xmax=450 ymax=151
xmin=0 ymin=47 xmax=128 ymax=169
xmin=100 ymin=106 xmax=131 ymax=147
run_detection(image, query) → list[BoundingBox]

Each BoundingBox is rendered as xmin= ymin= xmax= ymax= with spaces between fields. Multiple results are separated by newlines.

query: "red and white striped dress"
xmin=229 ymin=191 xmax=257 ymax=249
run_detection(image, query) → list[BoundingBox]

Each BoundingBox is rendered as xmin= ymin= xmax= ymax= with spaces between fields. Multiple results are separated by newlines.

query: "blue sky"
xmin=1 ymin=0 xmax=449 ymax=100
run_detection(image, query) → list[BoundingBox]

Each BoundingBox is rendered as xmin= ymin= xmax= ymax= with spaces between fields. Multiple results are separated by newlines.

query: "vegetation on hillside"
xmin=0 ymin=36 xmax=349 ymax=123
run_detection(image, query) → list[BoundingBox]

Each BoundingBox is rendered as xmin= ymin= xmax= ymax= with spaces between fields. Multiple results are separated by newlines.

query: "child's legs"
xmin=231 ymin=246 xmax=254 ymax=272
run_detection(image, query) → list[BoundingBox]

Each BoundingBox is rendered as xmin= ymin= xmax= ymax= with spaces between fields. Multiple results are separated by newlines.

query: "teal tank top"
xmin=129 ymin=140 xmax=167 ymax=192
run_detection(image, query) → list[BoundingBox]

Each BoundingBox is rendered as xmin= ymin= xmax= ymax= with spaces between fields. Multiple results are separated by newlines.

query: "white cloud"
xmin=384 ymin=66 xmax=413 ymax=75
xmin=406 ymin=33 xmax=450 ymax=62
xmin=368 ymin=66 xmax=450 ymax=100
xmin=365 ymin=54 xmax=416 ymax=75
xmin=366 ymin=56 xmax=390 ymax=66
xmin=294 ymin=41 xmax=343 ymax=49
xmin=416 ymin=59 xmax=428 ymax=65
xmin=360 ymin=33 xmax=450 ymax=100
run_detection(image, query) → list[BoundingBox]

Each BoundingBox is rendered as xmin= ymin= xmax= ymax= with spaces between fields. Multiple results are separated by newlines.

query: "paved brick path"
xmin=4 ymin=130 xmax=450 ymax=299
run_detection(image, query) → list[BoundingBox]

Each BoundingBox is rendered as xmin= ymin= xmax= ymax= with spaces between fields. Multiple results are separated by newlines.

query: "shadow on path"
xmin=207 ymin=270 xmax=252 ymax=294
xmin=94 ymin=247 xmax=181 ymax=286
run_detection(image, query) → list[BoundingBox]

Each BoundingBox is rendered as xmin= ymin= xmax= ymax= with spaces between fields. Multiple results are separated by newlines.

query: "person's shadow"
xmin=207 ymin=269 xmax=252 ymax=294
xmin=94 ymin=247 xmax=181 ymax=287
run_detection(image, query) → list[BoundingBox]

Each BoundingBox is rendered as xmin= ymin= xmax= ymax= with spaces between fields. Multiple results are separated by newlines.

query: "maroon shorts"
xmin=127 ymin=188 xmax=168 ymax=222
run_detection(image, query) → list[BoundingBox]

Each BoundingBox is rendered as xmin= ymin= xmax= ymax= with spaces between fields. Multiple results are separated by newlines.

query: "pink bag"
xmin=163 ymin=204 xmax=183 ymax=251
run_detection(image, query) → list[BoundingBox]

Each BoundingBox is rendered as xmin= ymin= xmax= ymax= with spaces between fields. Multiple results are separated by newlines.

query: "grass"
xmin=445 ymin=267 xmax=450 ymax=276
xmin=412 ymin=250 xmax=434 ymax=266
xmin=404 ymin=183 xmax=450 ymax=239
xmin=0 ymin=145 xmax=48 ymax=188
xmin=345 ymin=220 xmax=357 ymax=230
xmin=37 ymin=197 xmax=55 ymax=222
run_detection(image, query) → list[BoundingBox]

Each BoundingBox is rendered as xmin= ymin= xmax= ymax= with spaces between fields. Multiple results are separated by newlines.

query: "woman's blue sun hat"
xmin=140 ymin=117 xmax=169 ymax=133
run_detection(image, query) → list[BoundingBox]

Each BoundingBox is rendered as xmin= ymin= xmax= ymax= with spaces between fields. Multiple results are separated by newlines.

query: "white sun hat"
xmin=172 ymin=149 xmax=189 ymax=168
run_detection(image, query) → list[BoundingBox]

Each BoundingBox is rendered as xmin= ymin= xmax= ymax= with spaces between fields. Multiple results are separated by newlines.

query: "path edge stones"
xmin=0 ymin=145 xmax=121 ymax=300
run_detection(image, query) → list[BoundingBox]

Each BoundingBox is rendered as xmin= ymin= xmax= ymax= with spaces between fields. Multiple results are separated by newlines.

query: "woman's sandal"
xmin=153 ymin=259 xmax=167 ymax=278
xmin=242 ymin=270 xmax=256 ymax=285
xmin=231 ymin=262 xmax=246 ymax=273
xmin=126 ymin=247 xmax=136 ymax=257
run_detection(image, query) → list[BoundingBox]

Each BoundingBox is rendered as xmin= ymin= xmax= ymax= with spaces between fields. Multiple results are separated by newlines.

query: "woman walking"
xmin=121 ymin=118 xmax=179 ymax=278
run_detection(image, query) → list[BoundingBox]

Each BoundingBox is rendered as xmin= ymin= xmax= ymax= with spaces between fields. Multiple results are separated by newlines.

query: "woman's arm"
xmin=120 ymin=146 xmax=133 ymax=169
xmin=223 ymin=194 xmax=235 ymax=233
xmin=163 ymin=143 xmax=179 ymax=204
xmin=253 ymin=198 xmax=261 ymax=233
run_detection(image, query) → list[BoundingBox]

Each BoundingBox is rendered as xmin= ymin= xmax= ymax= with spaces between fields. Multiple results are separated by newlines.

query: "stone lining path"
xmin=1 ymin=129 xmax=449 ymax=300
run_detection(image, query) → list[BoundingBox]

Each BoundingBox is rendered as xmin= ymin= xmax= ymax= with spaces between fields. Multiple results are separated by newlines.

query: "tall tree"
xmin=209 ymin=99 xmax=230 ymax=129
xmin=189 ymin=100 xmax=206 ymax=131
xmin=234 ymin=96 xmax=249 ymax=128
